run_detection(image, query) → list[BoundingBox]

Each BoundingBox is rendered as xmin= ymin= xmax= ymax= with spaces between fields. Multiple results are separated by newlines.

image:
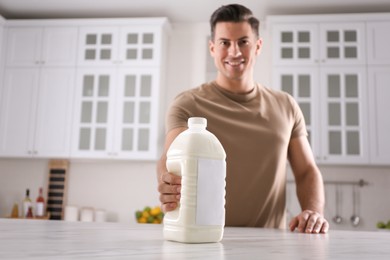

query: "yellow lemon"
xmin=138 ymin=217 xmax=147 ymax=223
xmin=150 ymin=207 xmax=161 ymax=216
xmin=142 ymin=211 xmax=150 ymax=218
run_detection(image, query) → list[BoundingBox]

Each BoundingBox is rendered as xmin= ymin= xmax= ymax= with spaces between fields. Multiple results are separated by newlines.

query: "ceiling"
xmin=0 ymin=0 xmax=390 ymax=23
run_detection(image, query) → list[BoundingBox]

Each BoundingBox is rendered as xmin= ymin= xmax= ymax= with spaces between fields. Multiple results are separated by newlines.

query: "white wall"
xmin=1 ymin=22 xmax=389 ymax=230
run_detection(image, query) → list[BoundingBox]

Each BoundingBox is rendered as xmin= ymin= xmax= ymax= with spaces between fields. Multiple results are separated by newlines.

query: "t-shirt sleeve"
xmin=288 ymin=94 xmax=308 ymax=139
xmin=165 ymin=92 xmax=196 ymax=133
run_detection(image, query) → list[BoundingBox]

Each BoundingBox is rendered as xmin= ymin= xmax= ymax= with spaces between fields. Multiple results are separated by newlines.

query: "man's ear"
xmin=209 ymin=39 xmax=215 ymax=57
xmin=255 ymin=38 xmax=263 ymax=56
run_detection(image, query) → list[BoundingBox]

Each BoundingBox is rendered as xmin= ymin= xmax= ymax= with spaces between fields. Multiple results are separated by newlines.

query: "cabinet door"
xmin=0 ymin=68 xmax=39 ymax=156
xmin=320 ymin=67 xmax=369 ymax=164
xmin=119 ymin=26 xmax=162 ymax=67
xmin=112 ymin=68 xmax=160 ymax=159
xmin=41 ymin=27 xmax=78 ymax=66
xmin=5 ymin=27 xmax=42 ymax=66
xmin=368 ymin=66 xmax=390 ymax=164
xmin=273 ymin=67 xmax=320 ymax=160
xmin=33 ymin=68 xmax=75 ymax=157
xmin=367 ymin=22 xmax=390 ymax=65
xmin=271 ymin=23 xmax=318 ymax=66
xmin=77 ymin=27 xmax=119 ymax=66
xmin=72 ymin=69 xmax=116 ymax=158
xmin=319 ymin=23 xmax=366 ymax=65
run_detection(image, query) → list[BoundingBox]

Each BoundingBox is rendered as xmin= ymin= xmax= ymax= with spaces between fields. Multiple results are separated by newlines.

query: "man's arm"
xmin=287 ymin=135 xmax=329 ymax=234
xmin=156 ymin=127 xmax=187 ymax=212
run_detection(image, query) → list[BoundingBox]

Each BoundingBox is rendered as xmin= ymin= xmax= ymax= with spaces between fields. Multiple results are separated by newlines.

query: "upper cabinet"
xmin=367 ymin=21 xmax=390 ymax=65
xmin=5 ymin=27 xmax=78 ymax=67
xmin=269 ymin=13 xmax=390 ymax=165
xmin=0 ymin=18 xmax=170 ymax=160
xmin=272 ymin=22 xmax=365 ymax=66
xmin=78 ymin=25 xmax=162 ymax=67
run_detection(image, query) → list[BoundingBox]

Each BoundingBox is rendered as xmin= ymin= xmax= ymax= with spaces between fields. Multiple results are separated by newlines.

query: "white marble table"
xmin=1 ymin=218 xmax=389 ymax=259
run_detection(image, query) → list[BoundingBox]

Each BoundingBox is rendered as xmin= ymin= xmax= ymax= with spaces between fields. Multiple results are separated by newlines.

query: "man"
xmin=157 ymin=4 xmax=329 ymax=234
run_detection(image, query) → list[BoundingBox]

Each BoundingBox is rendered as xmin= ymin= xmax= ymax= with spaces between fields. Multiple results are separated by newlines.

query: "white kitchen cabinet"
xmin=367 ymin=21 xmax=390 ymax=65
xmin=273 ymin=67 xmax=369 ymax=164
xmin=71 ymin=18 xmax=169 ymax=160
xmin=319 ymin=67 xmax=369 ymax=164
xmin=0 ymin=23 xmax=77 ymax=158
xmin=71 ymin=68 xmax=160 ymax=159
xmin=368 ymin=67 xmax=390 ymax=164
xmin=77 ymin=25 xmax=162 ymax=67
xmin=5 ymin=26 xmax=78 ymax=67
xmin=271 ymin=22 xmax=365 ymax=66
xmin=0 ymin=17 xmax=169 ymax=160
xmin=0 ymin=68 xmax=75 ymax=157
xmin=270 ymin=14 xmax=370 ymax=164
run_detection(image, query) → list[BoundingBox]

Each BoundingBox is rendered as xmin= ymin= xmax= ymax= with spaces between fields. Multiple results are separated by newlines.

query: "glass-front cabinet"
xmin=77 ymin=26 xmax=161 ymax=67
xmin=71 ymin=18 xmax=169 ymax=160
xmin=320 ymin=68 xmax=368 ymax=163
xmin=72 ymin=68 xmax=159 ymax=159
xmin=272 ymin=22 xmax=365 ymax=66
xmin=270 ymin=15 xmax=369 ymax=164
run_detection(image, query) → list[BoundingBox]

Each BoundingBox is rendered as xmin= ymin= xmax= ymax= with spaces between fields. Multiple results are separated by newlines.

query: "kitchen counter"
xmin=1 ymin=218 xmax=389 ymax=259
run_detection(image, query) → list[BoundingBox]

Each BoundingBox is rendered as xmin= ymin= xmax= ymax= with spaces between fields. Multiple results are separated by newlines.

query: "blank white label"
xmin=196 ymin=158 xmax=226 ymax=226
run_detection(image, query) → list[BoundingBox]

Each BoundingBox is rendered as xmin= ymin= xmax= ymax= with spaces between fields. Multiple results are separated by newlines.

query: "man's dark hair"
xmin=210 ymin=4 xmax=260 ymax=41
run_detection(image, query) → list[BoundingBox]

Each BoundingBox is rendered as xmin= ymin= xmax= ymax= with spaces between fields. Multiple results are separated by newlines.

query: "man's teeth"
xmin=226 ymin=61 xmax=243 ymax=65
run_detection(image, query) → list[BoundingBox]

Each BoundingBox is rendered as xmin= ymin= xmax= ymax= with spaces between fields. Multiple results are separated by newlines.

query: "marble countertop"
xmin=1 ymin=218 xmax=389 ymax=259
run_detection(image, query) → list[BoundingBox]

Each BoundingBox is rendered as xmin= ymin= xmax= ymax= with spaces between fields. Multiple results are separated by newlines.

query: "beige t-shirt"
xmin=166 ymin=81 xmax=307 ymax=228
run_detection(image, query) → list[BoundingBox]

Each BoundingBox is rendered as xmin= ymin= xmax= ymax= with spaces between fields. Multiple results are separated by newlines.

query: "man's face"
xmin=209 ymin=21 xmax=262 ymax=83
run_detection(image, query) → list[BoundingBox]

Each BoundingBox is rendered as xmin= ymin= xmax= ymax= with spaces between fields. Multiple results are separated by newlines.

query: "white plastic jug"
xmin=163 ymin=117 xmax=226 ymax=243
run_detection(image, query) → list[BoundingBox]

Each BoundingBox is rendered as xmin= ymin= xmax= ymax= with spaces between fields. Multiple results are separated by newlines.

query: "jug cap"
xmin=188 ymin=117 xmax=207 ymax=128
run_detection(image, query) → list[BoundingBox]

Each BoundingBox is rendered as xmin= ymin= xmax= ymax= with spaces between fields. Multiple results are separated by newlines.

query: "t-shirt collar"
xmin=211 ymin=81 xmax=258 ymax=103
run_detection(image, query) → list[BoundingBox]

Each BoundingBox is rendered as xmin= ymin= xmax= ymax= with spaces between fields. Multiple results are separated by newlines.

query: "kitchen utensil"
xmin=350 ymin=185 xmax=360 ymax=227
xmin=333 ymin=184 xmax=343 ymax=224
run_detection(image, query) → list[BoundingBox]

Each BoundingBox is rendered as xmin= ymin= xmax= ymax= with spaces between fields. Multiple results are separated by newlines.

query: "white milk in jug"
xmin=163 ymin=117 xmax=226 ymax=243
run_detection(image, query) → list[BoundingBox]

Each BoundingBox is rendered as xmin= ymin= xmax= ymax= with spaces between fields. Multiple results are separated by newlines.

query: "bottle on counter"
xmin=163 ymin=117 xmax=226 ymax=243
xmin=35 ymin=187 xmax=45 ymax=218
xmin=26 ymin=206 xmax=34 ymax=218
xmin=10 ymin=203 xmax=19 ymax=218
xmin=22 ymin=189 xmax=32 ymax=218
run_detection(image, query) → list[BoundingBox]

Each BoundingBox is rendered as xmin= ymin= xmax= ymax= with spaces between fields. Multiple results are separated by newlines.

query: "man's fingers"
xmin=289 ymin=217 xmax=299 ymax=231
xmin=297 ymin=211 xmax=310 ymax=232
xmin=320 ymin=220 xmax=330 ymax=234
xmin=161 ymin=202 xmax=178 ymax=213
xmin=158 ymin=182 xmax=181 ymax=194
xmin=290 ymin=210 xmax=329 ymax=234
xmin=161 ymin=172 xmax=181 ymax=185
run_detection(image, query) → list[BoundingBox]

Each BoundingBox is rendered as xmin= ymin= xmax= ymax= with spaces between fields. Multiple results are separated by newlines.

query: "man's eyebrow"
xmin=217 ymin=36 xmax=249 ymax=41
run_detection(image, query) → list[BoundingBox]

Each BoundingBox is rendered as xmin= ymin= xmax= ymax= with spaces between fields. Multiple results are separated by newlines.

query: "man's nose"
xmin=228 ymin=42 xmax=242 ymax=57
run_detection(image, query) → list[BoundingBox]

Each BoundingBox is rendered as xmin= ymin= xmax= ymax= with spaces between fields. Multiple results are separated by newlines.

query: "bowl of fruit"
xmin=376 ymin=220 xmax=390 ymax=231
xmin=135 ymin=206 xmax=164 ymax=224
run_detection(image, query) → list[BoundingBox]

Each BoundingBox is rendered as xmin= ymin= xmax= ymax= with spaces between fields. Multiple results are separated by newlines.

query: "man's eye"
xmin=220 ymin=41 xmax=229 ymax=46
xmin=239 ymin=40 xmax=249 ymax=46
